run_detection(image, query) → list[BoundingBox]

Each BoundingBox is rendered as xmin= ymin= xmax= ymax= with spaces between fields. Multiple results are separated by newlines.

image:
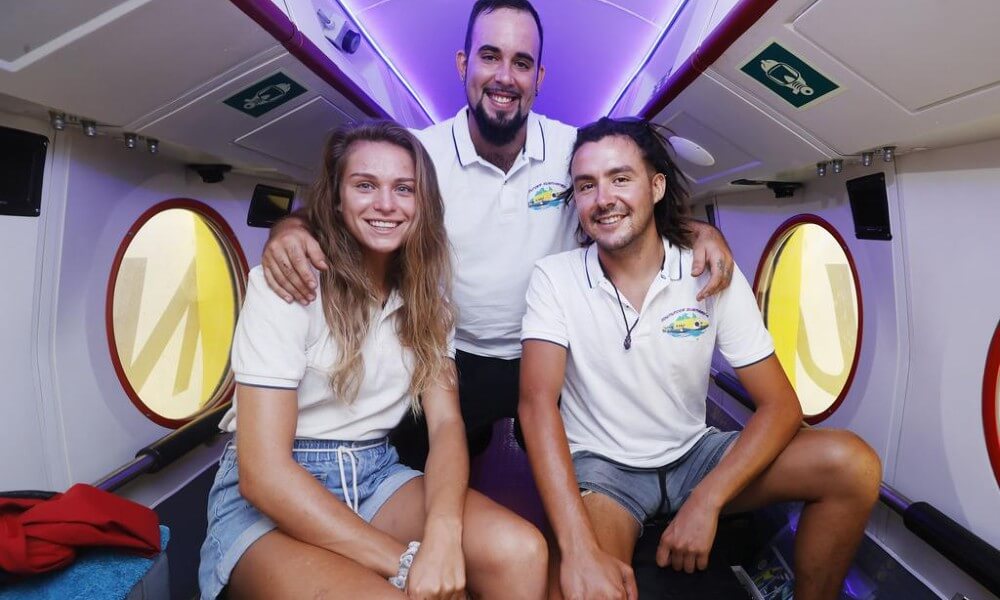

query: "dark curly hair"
xmin=566 ymin=117 xmax=692 ymax=248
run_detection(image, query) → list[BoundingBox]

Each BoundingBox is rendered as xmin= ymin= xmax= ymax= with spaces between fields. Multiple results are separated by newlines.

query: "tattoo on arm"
xmin=715 ymin=258 xmax=733 ymax=283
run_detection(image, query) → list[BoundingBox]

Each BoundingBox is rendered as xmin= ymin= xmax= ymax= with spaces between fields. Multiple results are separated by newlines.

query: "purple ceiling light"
xmin=337 ymin=0 xmax=687 ymax=126
xmin=336 ymin=0 xmax=439 ymax=122
xmin=603 ymin=0 xmax=689 ymax=117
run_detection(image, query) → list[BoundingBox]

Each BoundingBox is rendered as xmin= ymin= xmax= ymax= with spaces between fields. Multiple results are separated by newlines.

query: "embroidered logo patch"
xmin=527 ymin=181 xmax=566 ymax=210
xmin=661 ymin=308 xmax=710 ymax=338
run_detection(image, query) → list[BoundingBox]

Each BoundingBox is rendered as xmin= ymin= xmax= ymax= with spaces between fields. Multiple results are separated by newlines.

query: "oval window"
xmin=984 ymin=322 xmax=1000 ymax=489
xmin=107 ymin=200 xmax=247 ymax=427
xmin=754 ymin=216 xmax=862 ymax=423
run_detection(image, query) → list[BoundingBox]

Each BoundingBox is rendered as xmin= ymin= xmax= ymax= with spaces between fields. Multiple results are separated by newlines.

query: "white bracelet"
xmin=388 ymin=541 xmax=421 ymax=590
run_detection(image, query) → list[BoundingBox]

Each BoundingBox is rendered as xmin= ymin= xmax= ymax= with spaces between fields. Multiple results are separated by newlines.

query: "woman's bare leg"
xmin=372 ymin=477 xmax=549 ymax=599
xmin=228 ymin=529 xmax=402 ymax=599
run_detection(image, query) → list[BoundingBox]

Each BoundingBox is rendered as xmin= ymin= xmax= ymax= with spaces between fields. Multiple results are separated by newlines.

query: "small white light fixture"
xmin=668 ymin=136 xmax=715 ymax=167
xmin=123 ymin=133 xmax=137 ymax=149
xmin=81 ymin=120 xmax=97 ymax=137
xmin=831 ymin=159 xmax=843 ymax=174
xmin=882 ymin=146 xmax=896 ymax=162
xmin=861 ymin=152 xmax=874 ymax=167
xmin=49 ymin=111 xmax=66 ymax=131
xmin=146 ymin=138 xmax=159 ymax=154
xmin=816 ymin=162 xmax=827 ymax=177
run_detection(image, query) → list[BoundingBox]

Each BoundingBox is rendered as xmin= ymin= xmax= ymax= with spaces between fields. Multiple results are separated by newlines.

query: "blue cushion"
xmin=0 ymin=525 xmax=170 ymax=600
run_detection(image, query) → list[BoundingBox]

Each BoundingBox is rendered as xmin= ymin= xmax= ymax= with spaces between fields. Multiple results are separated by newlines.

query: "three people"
xmin=204 ymin=1 xmax=883 ymax=599
xmin=199 ymin=121 xmax=547 ymax=600
xmin=262 ymin=0 xmax=735 ymax=469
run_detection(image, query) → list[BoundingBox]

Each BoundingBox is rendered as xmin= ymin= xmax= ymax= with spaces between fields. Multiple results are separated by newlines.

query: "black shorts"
xmin=389 ymin=350 xmax=522 ymax=469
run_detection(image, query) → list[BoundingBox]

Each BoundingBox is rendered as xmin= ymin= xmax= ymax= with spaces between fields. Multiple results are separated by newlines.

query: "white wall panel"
xmin=25 ymin=127 xmax=277 ymax=490
xmin=0 ymin=113 xmax=53 ymax=490
xmin=884 ymin=138 xmax=1000 ymax=599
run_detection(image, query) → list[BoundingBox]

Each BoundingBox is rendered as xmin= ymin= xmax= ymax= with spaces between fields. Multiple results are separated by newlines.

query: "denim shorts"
xmin=572 ymin=428 xmax=738 ymax=531
xmin=198 ymin=437 xmax=421 ymax=600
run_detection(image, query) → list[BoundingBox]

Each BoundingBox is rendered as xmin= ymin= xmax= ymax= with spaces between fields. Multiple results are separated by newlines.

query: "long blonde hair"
xmin=306 ymin=120 xmax=455 ymax=413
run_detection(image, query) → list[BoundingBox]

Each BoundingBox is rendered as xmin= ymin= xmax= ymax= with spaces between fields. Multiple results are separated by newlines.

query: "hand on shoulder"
xmin=261 ymin=215 xmax=327 ymax=304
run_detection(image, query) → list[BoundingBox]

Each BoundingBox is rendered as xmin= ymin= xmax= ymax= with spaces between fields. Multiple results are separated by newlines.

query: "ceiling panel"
xmin=236 ymin=96 xmax=353 ymax=170
xmin=659 ymin=111 xmax=757 ymax=185
xmin=0 ymin=0 xmax=277 ymax=125
xmin=0 ymin=0 xmax=125 ymax=64
xmin=795 ymin=0 xmax=1000 ymax=111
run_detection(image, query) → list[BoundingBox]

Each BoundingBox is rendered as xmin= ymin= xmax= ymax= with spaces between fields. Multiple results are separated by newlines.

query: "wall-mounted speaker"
xmin=846 ymin=172 xmax=892 ymax=240
xmin=248 ymin=184 xmax=294 ymax=228
xmin=0 ymin=126 xmax=48 ymax=217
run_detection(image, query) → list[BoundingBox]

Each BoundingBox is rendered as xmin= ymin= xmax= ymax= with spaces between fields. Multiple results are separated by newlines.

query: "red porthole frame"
xmin=984 ymin=321 xmax=1000 ymax=489
xmin=751 ymin=214 xmax=864 ymax=425
xmin=105 ymin=199 xmax=249 ymax=428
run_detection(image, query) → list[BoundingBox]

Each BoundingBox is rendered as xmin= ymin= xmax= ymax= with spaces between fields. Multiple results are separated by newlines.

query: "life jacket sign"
xmin=223 ymin=72 xmax=308 ymax=117
xmin=739 ymin=41 xmax=840 ymax=109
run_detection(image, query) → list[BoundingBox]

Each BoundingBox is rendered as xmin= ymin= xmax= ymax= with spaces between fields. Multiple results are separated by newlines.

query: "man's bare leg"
xmin=726 ymin=429 xmax=882 ymax=600
xmin=547 ymin=491 xmax=641 ymax=599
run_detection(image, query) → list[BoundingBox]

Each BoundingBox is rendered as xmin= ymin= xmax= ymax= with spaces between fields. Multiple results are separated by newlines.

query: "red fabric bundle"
xmin=0 ymin=484 xmax=160 ymax=575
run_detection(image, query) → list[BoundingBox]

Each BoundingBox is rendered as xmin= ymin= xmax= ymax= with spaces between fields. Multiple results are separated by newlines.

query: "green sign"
xmin=740 ymin=42 xmax=839 ymax=109
xmin=223 ymin=72 xmax=307 ymax=117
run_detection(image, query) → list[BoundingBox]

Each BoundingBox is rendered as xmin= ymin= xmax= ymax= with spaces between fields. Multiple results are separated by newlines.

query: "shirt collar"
xmin=381 ymin=289 xmax=404 ymax=318
xmin=450 ymin=107 xmax=545 ymax=168
xmin=584 ymin=237 xmax=682 ymax=289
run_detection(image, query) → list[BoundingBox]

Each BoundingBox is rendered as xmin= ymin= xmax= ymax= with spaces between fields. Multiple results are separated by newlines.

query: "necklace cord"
xmin=608 ymin=277 xmax=640 ymax=350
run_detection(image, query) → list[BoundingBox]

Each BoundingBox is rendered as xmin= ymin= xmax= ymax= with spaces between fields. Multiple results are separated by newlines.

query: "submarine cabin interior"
xmin=1 ymin=0 xmax=1000 ymax=598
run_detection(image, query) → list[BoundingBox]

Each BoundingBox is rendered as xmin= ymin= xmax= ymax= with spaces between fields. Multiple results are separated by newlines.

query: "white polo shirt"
xmin=219 ymin=267 xmax=454 ymax=440
xmin=521 ymin=239 xmax=774 ymax=468
xmin=413 ymin=108 xmax=578 ymax=359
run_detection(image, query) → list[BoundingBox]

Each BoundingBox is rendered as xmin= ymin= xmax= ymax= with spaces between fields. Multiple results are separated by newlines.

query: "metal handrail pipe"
xmin=93 ymin=454 xmax=156 ymax=492
xmin=93 ymin=402 xmax=231 ymax=493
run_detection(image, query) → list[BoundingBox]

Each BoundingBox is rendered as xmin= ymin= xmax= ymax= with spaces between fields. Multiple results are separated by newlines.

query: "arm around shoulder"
xmin=261 ymin=208 xmax=328 ymax=304
xmin=687 ymin=220 xmax=734 ymax=300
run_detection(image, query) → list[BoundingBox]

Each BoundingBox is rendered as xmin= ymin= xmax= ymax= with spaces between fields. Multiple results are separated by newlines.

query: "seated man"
xmin=518 ymin=117 xmax=882 ymax=600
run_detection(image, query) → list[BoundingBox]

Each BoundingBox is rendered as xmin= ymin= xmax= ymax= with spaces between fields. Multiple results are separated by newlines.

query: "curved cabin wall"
xmin=0 ymin=113 xmax=54 ymax=490
xmin=889 ymin=139 xmax=1000 ymax=600
xmin=0 ymin=111 xmax=280 ymax=493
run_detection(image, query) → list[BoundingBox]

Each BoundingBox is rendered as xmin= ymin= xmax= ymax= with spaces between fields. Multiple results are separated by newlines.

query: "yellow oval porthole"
xmin=107 ymin=200 xmax=247 ymax=427
xmin=753 ymin=215 xmax=862 ymax=423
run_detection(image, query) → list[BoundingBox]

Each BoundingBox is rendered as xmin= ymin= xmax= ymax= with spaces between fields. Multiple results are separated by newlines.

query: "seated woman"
xmin=198 ymin=120 xmax=548 ymax=600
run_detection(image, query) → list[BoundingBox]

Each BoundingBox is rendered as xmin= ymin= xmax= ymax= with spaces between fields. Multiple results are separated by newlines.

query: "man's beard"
xmin=471 ymin=97 xmax=528 ymax=146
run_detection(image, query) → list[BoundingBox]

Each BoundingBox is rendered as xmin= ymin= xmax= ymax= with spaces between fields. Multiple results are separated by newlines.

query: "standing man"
xmin=262 ymin=0 xmax=735 ymax=466
xmin=519 ymin=117 xmax=882 ymax=600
